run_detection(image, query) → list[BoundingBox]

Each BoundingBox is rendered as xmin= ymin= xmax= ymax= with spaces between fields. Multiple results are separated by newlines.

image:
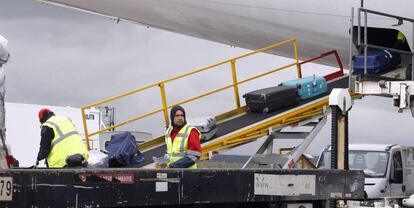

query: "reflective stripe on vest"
xmin=165 ymin=124 xmax=201 ymax=168
xmin=44 ymin=120 xmax=79 ymax=148
xmin=41 ymin=116 xmax=88 ymax=168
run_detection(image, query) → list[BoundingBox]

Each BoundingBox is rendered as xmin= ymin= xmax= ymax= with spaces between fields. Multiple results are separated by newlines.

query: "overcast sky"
xmin=2 ymin=0 xmax=414 ymax=166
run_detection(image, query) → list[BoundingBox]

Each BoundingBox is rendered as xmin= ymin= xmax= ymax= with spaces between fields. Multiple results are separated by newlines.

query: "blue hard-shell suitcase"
xmin=353 ymin=50 xmax=401 ymax=74
xmin=281 ymin=75 xmax=328 ymax=100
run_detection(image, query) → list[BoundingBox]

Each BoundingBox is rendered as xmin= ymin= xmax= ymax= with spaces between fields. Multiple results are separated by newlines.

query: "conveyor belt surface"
xmin=139 ymin=76 xmax=349 ymax=167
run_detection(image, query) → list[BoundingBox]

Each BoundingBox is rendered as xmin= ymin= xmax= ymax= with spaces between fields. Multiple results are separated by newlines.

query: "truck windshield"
xmin=317 ymin=150 xmax=389 ymax=178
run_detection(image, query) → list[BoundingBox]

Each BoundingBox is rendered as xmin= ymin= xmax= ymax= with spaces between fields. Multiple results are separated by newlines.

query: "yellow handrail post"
xmin=81 ymin=108 xmax=91 ymax=151
xmin=159 ymin=83 xmax=170 ymax=127
xmin=230 ymin=59 xmax=241 ymax=109
xmin=293 ymin=39 xmax=302 ymax=78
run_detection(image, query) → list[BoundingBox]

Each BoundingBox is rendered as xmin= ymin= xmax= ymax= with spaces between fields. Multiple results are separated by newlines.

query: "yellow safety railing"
xmin=199 ymin=93 xmax=362 ymax=160
xmin=81 ymin=38 xmax=301 ymax=150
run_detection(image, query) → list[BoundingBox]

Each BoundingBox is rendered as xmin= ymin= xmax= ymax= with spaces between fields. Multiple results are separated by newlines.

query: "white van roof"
xmin=324 ymin=143 xmax=396 ymax=151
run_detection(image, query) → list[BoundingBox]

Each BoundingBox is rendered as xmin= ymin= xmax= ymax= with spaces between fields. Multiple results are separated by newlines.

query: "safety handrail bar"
xmin=359 ymin=8 xmax=414 ymax=22
xmin=81 ymin=38 xmax=301 ymax=150
xmin=356 ymin=7 xmax=414 ymax=77
xmin=298 ymin=50 xmax=344 ymax=81
xmin=200 ymin=51 xmax=345 ymax=154
xmin=359 ymin=44 xmax=414 ymax=56
xmin=138 ymin=50 xmax=347 ymax=155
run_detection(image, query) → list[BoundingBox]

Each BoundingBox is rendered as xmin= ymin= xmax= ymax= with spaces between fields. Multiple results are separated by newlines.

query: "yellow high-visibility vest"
xmin=397 ymin=31 xmax=406 ymax=43
xmin=165 ymin=124 xmax=201 ymax=169
xmin=41 ymin=116 xmax=89 ymax=168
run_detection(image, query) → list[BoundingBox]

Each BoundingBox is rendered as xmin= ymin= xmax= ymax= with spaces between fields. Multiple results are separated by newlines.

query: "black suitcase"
xmin=243 ymin=86 xmax=299 ymax=113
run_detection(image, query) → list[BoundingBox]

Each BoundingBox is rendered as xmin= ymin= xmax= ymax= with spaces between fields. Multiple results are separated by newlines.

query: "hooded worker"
xmin=36 ymin=108 xmax=89 ymax=168
xmin=164 ymin=105 xmax=201 ymax=168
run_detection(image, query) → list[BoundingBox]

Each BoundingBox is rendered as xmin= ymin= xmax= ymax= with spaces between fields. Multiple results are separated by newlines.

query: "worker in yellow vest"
xmin=165 ymin=106 xmax=201 ymax=168
xmin=36 ymin=108 xmax=89 ymax=168
xmin=395 ymin=31 xmax=407 ymax=50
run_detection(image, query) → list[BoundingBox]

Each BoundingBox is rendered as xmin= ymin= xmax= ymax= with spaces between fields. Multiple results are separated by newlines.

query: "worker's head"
xmin=0 ymin=35 xmax=9 ymax=67
xmin=38 ymin=108 xmax=55 ymax=124
xmin=170 ymin=105 xmax=186 ymax=128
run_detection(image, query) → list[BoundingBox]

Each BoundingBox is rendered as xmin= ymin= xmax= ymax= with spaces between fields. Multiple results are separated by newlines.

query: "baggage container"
xmin=353 ymin=50 xmax=401 ymax=74
xmin=281 ymin=75 xmax=328 ymax=100
xmin=243 ymin=86 xmax=299 ymax=113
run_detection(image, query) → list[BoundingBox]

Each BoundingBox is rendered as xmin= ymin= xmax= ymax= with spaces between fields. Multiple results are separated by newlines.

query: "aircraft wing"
xmin=38 ymin=0 xmax=412 ymax=68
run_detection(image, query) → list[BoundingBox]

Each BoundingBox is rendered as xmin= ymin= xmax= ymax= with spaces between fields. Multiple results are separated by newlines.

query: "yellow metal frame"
xmin=200 ymin=99 xmax=326 ymax=157
xmin=199 ymin=94 xmax=361 ymax=160
xmin=81 ymin=38 xmax=301 ymax=150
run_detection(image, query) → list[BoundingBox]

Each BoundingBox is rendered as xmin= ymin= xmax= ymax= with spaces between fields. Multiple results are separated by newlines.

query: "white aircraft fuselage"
xmin=40 ymin=0 xmax=414 ymax=67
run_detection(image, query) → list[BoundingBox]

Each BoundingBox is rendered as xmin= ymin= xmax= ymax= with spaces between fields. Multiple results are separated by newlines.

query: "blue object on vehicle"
xmin=281 ymin=75 xmax=328 ymax=100
xmin=353 ymin=50 xmax=401 ymax=74
xmin=107 ymin=132 xmax=144 ymax=167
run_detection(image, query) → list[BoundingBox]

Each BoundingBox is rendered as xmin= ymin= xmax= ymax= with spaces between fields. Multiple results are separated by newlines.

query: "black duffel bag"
xmin=66 ymin=154 xmax=87 ymax=167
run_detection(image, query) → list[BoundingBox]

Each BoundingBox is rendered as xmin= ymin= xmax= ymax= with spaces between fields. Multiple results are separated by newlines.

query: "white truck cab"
xmin=317 ymin=144 xmax=414 ymax=199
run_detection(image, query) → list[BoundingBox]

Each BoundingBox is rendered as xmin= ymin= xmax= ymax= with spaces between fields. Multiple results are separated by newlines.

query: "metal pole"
xmin=159 ymin=83 xmax=170 ymax=127
xmin=329 ymin=106 xmax=339 ymax=208
xmin=349 ymin=7 xmax=355 ymax=92
xmin=364 ymin=10 xmax=368 ymax=75
xmin=412 ymin=22 xmax=414 ymax=80
xmin=230 ymin=60 xmax=241 ymax=109
xmin=81 ymin=108 xmax=91 ymax=151
xmin=337 ymin=114 xmax=346 ymax=169
xmin=358 ymin=8 xmax=361 ymax=47
xmin=293 ymin=39 xmax=302 ymax=78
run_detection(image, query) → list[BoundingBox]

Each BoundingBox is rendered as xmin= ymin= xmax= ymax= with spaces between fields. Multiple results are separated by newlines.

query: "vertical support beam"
xmin=357 ymin=8 xmax=361 ymax=47
xmin=159 ymin=83 xmax=169 ymax=127
xmin=329 ymin=107 xmax=349 ymax=208
xmin=230 ymin=60 xmax=241 ymax=109
xmin=330 ymin=106 xmax=338 ymax=169
xmin=337 ymin=114 xmax=346 ymax=170
xmin=329 ymin=105 xmax=349 ymax=208
xmin=412 ymin=22 xmax=414 ymax=81
xmin=329 ymin=88 xmax=352 ymax=171
xmin=364 ymin=10 xmax=368 ymax=75
xmin=293 ymin=39 xmax=302 ymax=78
xmin=344 ymin=111 xmax=349 ymax=170
xmin=301 ymin=157 xmax=305 ymax=169
xmin=349 ymin=7 xmax=355 ymax=92
xmin=81 ymin=108 xmax=91 ymax=151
